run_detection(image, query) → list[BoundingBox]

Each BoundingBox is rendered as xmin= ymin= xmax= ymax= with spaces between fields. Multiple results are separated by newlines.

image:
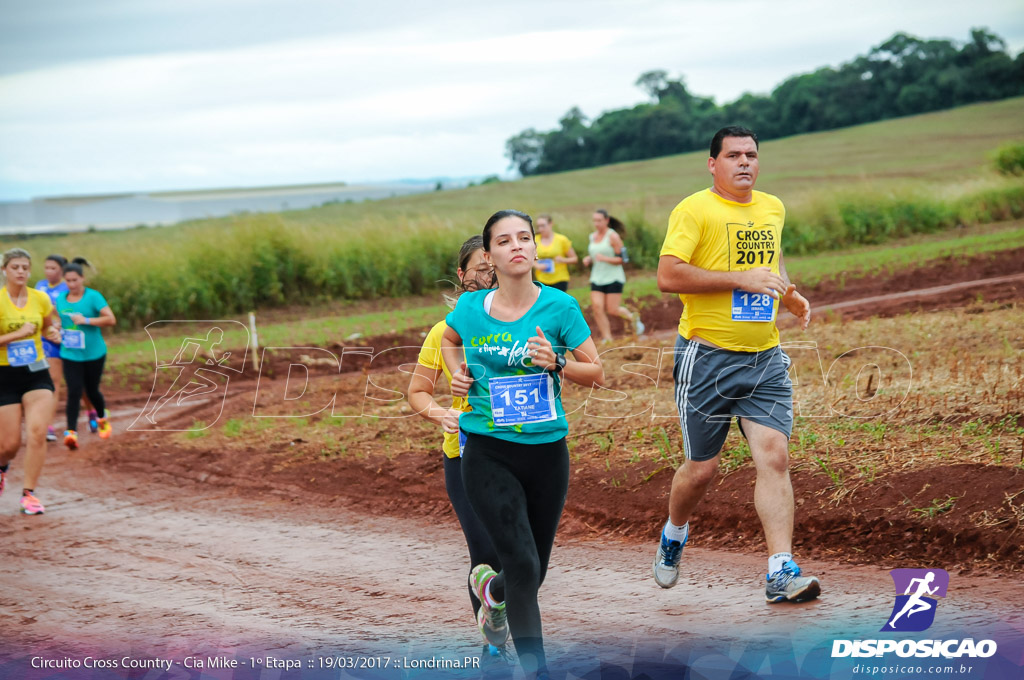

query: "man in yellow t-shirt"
xmin=652 ymin=126 xmax=819 ymax=604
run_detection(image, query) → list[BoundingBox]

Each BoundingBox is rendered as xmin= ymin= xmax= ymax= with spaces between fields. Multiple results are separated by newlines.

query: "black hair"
xmin=482 ymin=209 xmax=534 ymax=251
xmin=62 ymin=257 xmax=93 ymax=278
xmin=710 ymin=126 xmax=758 ymax=159
xmin=45 ymin=254 xmax=68 ymax=267
xmin=595 ymin=209 xmax=626 ymax=236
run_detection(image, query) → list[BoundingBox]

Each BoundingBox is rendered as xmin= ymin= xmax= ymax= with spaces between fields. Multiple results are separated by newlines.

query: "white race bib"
xmin=62 ymin=329 xmax=86 ymax=349
xmin=7 ymin=340 xmax=38 ymax=366
xmin=488 ymin=373 xmax=557 ymax=426
xmin=731 ymin=289 xmax=777 ymax=323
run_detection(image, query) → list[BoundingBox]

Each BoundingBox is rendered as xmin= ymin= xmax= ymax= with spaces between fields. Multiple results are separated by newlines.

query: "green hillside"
xmin=4 ymin=98 xmax=1023 ymax=327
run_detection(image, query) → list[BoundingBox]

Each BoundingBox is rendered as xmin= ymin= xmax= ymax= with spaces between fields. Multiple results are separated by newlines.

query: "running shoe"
xmin=97 ymin=416 xmax=112 ymax=440
xmin=46 ymin=426 xmax=58 ymax=442
xmin=63 ymin=430 xmax=79 ymax=450
xmin=479 ymin=642 xmax=516 ymax=678
xmin=20 ymin=493 xmax=45 ymax=515
xmin=88 ymin=410 xmax=99 ymax=434
xmin=765 ymin=560 xmax=821 ymax=603
xmin=0 ymin=470 xmax=6 ymax=497
xmin=652 ymin=522 xmax=688 ymax=589
xmin=635 ymin=317 xmax=645 ymax=335
xmin=470 ymin=564 xmax=509 ymax=646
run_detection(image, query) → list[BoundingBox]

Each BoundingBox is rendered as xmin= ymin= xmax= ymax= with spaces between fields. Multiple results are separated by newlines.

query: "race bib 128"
xmin=731 ymin=289 xmax=777 ymax=322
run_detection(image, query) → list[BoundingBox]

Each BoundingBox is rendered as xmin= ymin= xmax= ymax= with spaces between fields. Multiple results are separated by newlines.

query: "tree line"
xmin=506 ymin=29 xmax=1024 ymax=176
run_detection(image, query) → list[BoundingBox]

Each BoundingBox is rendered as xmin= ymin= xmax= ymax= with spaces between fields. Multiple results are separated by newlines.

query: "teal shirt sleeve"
xmin=561 ymin=296 xmax=591 ymax=351
xmin=89 ymin=289 xmax=109 ymax=312
xmin=445 ymin=290 xmax=480 ymax=340
xmin=55 ymin=291 xmax=69 ymax=327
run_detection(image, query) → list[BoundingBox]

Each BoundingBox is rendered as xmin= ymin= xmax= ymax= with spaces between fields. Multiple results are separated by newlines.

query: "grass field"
xmin=99 ymin=217 xmax=1024 ymax=369
xmin=172 ymin=301 xmax=1024 ymax=482
xmin=3 ymin=98 xmax=1023 ymax=327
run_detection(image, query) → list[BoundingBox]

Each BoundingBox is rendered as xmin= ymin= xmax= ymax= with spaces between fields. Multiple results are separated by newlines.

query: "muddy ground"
xmin=1 ymin=247 xmax=1022 ymax=673
xmin=85 ymin=247 xmax=1024 ymax=571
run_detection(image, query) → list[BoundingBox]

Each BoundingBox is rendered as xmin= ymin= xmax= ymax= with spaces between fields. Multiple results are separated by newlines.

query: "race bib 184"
xmin=7 ymin=340 xmax=39 ymax=366
xmin=488 ymin=373 xmax=557 ymax=426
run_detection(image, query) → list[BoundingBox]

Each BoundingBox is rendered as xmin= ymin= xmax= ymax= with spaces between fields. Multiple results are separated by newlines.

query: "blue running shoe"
xmin=652 ymin=522 xmax=688 ymax=588
xmin=766 ymin=560 xmax=821 ymax=603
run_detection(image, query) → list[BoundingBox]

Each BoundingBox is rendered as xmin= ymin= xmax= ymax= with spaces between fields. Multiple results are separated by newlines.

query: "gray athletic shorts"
xmin=673 ymin=335 xmax=793 ymax=462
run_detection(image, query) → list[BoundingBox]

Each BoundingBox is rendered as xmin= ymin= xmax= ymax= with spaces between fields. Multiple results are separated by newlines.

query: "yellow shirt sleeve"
xmin=661 ymin=199 xmax=703 ymax=263
xmin=416 ymin=319 xmax=469 ymax=459
xmin=557 ymin=233 xmax=572 ymax=257
xmin=418 ymin=320 xmax=445 ymax=372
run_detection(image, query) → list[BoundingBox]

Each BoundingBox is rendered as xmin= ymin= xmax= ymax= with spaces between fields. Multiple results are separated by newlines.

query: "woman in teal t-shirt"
xmin=55 ymin=258 xmax=117 ymax=449
xmin=441 ymin=209 xmax=604 ymax=679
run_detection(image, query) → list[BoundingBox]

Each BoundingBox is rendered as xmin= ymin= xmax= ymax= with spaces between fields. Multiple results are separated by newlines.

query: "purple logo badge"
xmin=881 ymin=568 xmax=949 ymax=632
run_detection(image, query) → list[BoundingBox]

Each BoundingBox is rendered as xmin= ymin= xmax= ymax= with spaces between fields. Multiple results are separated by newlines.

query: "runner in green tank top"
xmin=582 ymin=209 xmax=643 ymax=343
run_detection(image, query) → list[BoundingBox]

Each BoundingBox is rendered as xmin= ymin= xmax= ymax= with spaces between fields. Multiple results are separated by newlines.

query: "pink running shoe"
xmin=20 ymin=493 xmax=45 ymax=515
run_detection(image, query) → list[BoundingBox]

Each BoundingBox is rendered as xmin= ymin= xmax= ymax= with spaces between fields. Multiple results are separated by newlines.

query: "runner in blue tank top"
xmin=35 ymin=255 xmax=69 ymax=442
xmin=441 ymin=209 xmax=604 ymax=679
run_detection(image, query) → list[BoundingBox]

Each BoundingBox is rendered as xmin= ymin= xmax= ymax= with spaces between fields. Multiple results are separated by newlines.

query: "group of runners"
xmin=3 ymin=125 xmax=817 ymax=676
xmin=0 ymin=249 xmax=115 ymax=515
xmin=409 ymin=126 xmax=819 ymax=679
xmin=532 ymin=211 xmax=644 ymax=343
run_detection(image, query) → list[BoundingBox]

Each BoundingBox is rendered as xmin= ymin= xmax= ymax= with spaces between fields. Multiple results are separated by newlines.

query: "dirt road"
xmin=2 ymin=452 xmax=1022 ymax=678
xmin=2 ymin=255 xmax=1023 ymax=679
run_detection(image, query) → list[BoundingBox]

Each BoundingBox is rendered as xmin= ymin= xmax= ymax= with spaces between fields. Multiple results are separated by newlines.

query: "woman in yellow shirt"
xmin=533 ymin=214 xmax=577 ymax=292
xmin=407 ymin=235 xmax=506 ymax=655
xmin=0 ymin=248 xmax=61 ymax=515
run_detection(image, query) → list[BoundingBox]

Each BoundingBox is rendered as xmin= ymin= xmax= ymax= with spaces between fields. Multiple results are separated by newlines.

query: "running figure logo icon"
xmin=881 ymin=568 xmax=950 ymax=632
xmin=129 ymin=321 xmax=248 ymax=432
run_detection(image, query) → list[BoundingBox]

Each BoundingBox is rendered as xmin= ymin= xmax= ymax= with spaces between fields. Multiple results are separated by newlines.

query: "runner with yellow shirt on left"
xmin=0 ymin=248 xmax=61 ymax=515
xmin=408 ymin=235 xmax=505 ymax=655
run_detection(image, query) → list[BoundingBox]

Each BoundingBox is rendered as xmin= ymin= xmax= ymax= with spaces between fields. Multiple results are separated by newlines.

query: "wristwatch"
xmin=550 ymin=354 xmax=566 ymax=373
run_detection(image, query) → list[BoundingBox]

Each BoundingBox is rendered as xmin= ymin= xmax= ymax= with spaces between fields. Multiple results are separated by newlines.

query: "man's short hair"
xmin=710 ymin=126 xmax=759 ymax=158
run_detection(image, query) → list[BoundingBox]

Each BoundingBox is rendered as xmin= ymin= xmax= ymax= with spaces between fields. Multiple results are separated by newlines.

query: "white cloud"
xmin=0 ymin=0 xmax=1022 ymax=199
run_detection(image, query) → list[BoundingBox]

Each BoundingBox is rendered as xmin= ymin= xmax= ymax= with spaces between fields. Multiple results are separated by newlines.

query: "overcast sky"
xmin=1 ymin=0 xmax=1022 ymax=201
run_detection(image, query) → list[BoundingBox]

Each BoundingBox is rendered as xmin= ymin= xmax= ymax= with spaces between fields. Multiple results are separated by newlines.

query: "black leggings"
xmin=461 ymin=433 xmax=570 ymax=671
xmin=64 ymin=356 xmax=106 ymax=432
xmin=443 ymin=454 xmax=501 ymax=618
